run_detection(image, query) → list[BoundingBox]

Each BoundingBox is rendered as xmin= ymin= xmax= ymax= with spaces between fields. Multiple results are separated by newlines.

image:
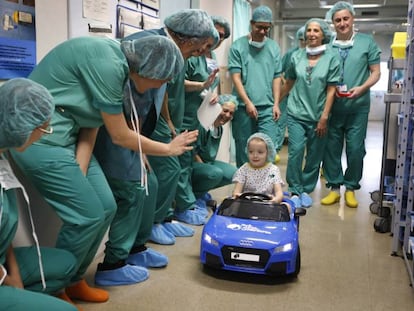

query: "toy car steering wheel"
xmin=239 ymin=192 xmax=272 ymax=201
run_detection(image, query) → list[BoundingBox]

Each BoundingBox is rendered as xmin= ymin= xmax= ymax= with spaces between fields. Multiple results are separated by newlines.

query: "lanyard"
xmin=338 ymin=48 xmax=350 ymax=83
xmin=127 ymin=82 xmax=148 ymax=195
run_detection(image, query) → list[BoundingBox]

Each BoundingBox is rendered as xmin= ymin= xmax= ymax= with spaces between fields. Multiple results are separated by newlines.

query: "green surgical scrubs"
xmin=323 ymin=33 xmax=381 ymax=190
xmin=0 ymin=184 xmax=77 ymax=311
xmin=275 ymin=47 xmax=299 ymax=152
xmin=149 ymin=66 xmax=187 ymax=218
xmin=10 ymin=36 xmax=128 ymax=280
xmin=228 ymin=36 xmax=282 ymax=167
xmin=192 ymin=125 xmax=237 ymax=197
xmin=285 ymin=48 xmax=340 ymax=195
xmin=175 ymin=55 xmax=220 ymax=211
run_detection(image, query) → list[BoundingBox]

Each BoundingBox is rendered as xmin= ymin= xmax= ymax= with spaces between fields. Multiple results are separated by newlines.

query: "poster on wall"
xmin=0 ymin=0 xmax=36 ymax=79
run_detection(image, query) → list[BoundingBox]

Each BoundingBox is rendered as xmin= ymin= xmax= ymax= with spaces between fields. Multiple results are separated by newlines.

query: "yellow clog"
xmin=321 ymin=191 xmax=340 ymax=205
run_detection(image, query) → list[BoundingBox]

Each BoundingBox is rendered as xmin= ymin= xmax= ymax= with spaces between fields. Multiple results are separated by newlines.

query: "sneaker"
xmin=300 ymin=193 xmax=313 ymax=208
xmin=345 ymin=190 xmax=358 ymax=208
xmin=321 ymin=191 xmax=340 ymax=205
xmin=290 ymin=195 xmax=301 ymax=208
xmin=127 ymin=248 xmax=168 ymax=268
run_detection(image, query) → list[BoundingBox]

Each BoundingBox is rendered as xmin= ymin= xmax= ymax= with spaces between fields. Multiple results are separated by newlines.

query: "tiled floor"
xmin=81 ymin=121 xmax=414 ymax=311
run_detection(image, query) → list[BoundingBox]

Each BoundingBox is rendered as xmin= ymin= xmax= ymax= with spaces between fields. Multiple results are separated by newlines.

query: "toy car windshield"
xmin=218 ymin=196 xmax=290 ymax=222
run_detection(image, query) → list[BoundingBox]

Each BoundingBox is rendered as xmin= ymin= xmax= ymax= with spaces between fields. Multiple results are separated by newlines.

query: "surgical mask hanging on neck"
xmin=332 ymin=33 xmax=355 ymax=48
xmin=306 ymin=44 xmax=326 ymax=56
xmin=249 ymin=36 xmax=267 ymax=49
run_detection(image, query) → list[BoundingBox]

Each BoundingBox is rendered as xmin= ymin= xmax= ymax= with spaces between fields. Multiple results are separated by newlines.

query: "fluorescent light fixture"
xmin=320 ymin=4 xmax=382 ymax=9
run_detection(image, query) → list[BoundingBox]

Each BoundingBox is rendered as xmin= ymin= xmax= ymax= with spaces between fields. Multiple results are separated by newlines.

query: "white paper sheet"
xmin=197 ymin=90 xmax=222 ymax=130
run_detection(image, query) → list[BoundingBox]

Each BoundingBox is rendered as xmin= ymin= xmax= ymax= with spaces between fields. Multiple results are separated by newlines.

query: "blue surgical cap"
xmin=212 ymin=16 xmax=231 ymax=39
xmin=305 ymin=18 xmax=332 ymax=45
xmin=121 ymin=36 xmax=184 ymax=80
xmin=247 ymin=132 xmax=276 ymax=163
xmin=251 ymin=5 xmax=273 ymax=23
xmin=296 ymin=26 xmax=305 ymax=41
xmin=218 ymin=94 xmax=238 ymax=109
xmin=0 ymin=78 xmax=54 ymax=149
xmin=164 ymin=9 xmax=215 ymax=38
xmin=326 ymin=1 xmax=355 ymax=21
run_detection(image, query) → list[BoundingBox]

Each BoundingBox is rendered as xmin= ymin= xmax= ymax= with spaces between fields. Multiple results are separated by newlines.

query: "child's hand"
xmin=271 ymin=195 xmax=282 ymax=203
xmin=232 ymin=192 xmax=241 ymax=198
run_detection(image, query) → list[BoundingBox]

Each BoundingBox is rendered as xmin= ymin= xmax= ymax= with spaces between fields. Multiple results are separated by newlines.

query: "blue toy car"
xmin=200 ymin=192 xmax=306 ymax=277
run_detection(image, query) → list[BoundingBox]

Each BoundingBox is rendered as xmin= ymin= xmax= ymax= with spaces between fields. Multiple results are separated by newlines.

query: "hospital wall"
xmin=13 ymin=0 xmax=390 ymax=253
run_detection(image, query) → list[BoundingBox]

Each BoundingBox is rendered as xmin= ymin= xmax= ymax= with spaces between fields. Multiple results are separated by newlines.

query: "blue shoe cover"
xmin=194 ymin=199 xmax=208 ymax=218
xmin=200 ymin=192 xmax=212 ymax=202
xmin=300 ymin=192 xmax=313 ymax=208
xmin=163 ymin=221 xmax=195 ymax=237
xmin=149 ymin=224 xmax=176 ymax=245
xmin=127 ymin=248 xmax=168 ymax=268
xmin=94 ymin=264 xmax=149 ymax=286
xmin=291 ymin=195 xmax=302 ymax=208
xmin=175 ymin=209 xmax=206 ymax=226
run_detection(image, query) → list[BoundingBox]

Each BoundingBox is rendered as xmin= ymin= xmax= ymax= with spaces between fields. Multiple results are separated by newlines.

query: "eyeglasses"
xmin=254 ymin=24 xmax=272 ymax=32
xmin=306 ymin=66 xmax=313 ymax=84
xmin=37 ymin=125 xmax=53 ymax=134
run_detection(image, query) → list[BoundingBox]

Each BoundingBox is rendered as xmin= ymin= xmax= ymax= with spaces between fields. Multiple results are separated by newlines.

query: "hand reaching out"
xmin=168 ymin=130 xmax=198 ymax=156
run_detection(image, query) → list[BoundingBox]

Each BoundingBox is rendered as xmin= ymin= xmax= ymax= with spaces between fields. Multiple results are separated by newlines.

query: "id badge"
xmin=0 ymin=159 xmax=23 ymax=191
xmin=336 ymin=84 xmax=348 ymax=93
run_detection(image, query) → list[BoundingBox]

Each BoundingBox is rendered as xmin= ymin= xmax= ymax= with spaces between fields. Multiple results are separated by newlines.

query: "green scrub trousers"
xmin=103 ymin=172 xmax=158 ymax=263
xmin=286 ymin=115 xmax=327 ymax=195
xmin=192 ymin=160 xmax=236 ymax=197
xmin=0 ymin=190 xmax=77 ymax=311
xmin=323 ymin=112 xmax=368 ymax=190
xmin=232 ymin=105 xmax=278 ymax=167
xmin=148 ymin=127 xmax=180 ymax=221
xmin=10 ymin=144 xmax=117 ymax=281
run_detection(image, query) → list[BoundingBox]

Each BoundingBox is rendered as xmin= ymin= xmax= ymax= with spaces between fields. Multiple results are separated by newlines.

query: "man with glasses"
xmin=228 ymin=5 xmax=282 ymax=167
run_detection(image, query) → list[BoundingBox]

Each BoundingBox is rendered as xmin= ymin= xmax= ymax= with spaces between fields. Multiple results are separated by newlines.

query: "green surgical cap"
xmin=247 ymin=132 xmax=276 ymax=163
xmin=251 ymin=5 xmax=273 ymax=23
xmin=164 ymin=9 xmax=215 ymax=38
xmin=212 ymin=16 xmax=231 ymax=39
xmin=305 ymin=18 xmax=332 ymax=44
xmin=0 ymin=78 xmax=54 ymax=149
xmin=121 ymin=36 xmax=184 ymax=80
xmin=326 ymin=1 xmax=355 ymax=21
xmin=296 ymin=26 xmax=305 ymax=41
xmin=218 ymin=94 xmax=238 ymax=109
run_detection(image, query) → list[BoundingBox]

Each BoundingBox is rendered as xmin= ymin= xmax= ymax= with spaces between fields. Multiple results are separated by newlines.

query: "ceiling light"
xmin=320 ymin=4 xmax=382 ymax=9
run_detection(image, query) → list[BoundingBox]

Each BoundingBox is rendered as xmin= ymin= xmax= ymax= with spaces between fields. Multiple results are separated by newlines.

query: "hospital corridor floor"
xmin=82 ymin=121 xmax=414 ymax=311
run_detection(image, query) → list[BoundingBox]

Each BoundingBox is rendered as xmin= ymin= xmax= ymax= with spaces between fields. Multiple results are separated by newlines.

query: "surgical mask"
xmin=306 ymin=44 xmax=326 ymax=56
xmin=249 ymin=36 xmax=267 ymax=49
xmin=332 ymin=33 xmax=355 ymax=48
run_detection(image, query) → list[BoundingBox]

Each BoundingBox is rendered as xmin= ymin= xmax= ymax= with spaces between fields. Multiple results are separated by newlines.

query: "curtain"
xmin=233 ymin=0 xmax=251 ymax=41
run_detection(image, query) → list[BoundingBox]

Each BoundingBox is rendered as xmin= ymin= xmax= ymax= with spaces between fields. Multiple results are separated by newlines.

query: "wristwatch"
xmin=0 ymin=264 xmax=7 ymax=285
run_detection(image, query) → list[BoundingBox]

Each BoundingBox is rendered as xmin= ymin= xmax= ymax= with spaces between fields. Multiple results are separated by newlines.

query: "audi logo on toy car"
xmin=239 ymin=239 xmax=254 ymax=247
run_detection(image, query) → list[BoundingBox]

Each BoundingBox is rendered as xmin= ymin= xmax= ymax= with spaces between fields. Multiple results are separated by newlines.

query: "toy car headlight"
xmin=274 ymin=243 xmax=293 ymax=253
xmin=204 ymin=233 xmax=219 ymax=247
